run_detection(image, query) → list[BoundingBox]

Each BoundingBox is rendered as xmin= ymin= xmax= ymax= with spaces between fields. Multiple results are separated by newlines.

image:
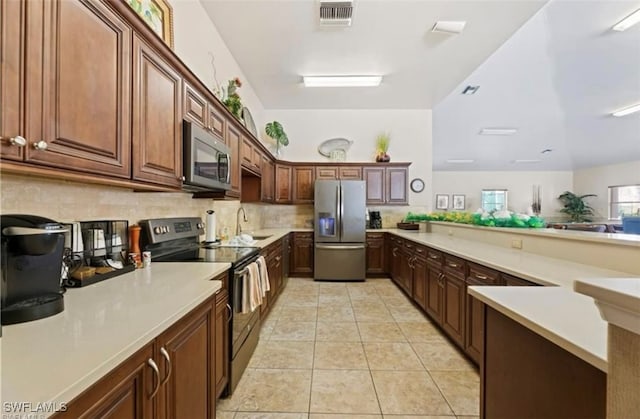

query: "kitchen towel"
xmin=255 ymin=256 xmax=270 ymax=296
xmin=241 ymin=262 xmax=262 ymax=313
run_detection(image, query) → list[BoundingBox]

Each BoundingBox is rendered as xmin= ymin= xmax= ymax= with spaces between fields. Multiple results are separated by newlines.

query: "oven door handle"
xmin=226 ymin=303 xmax=233 ymax=323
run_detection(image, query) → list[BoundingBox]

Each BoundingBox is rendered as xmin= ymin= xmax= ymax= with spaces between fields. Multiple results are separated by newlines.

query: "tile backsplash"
xmin=0 ymin=174 xmax=424 ymax=234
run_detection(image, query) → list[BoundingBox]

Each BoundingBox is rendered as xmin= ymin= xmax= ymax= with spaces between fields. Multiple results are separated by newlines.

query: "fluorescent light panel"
xmin=612 ymin=103 xmax=640 ymax=117
xmin=612 ymin=8 xmax=640 ymax=31
xmin=513 ymin=159 xmax=541 ymax=164
xmin=303 ymin=75 xmax=382 ymax=87
xmin=479 ymin=128 xmax=518 ymax=136
xmin=446 ymin=159 xmax=474 ymax=164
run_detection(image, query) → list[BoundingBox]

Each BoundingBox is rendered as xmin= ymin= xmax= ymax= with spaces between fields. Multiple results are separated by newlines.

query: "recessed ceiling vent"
xmin=319 ymin=1 xmax=353 ymax=27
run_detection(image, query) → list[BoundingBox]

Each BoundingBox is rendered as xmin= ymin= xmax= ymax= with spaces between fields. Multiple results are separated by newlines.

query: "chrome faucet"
xmin=236 ymin=207 xmax=248 ymax=236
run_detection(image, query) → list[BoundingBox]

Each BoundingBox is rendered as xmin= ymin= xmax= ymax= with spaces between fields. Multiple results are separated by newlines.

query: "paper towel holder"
xmin=203 ymin=210 xmax=221 ymax=245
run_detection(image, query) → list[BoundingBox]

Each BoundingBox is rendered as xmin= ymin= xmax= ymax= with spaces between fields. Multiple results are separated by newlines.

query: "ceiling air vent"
xmin=319 ymin=1 xmax=353 ymax=27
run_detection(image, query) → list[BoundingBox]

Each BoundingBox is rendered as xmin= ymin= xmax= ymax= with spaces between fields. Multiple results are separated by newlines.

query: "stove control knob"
xmin=154 ymin=226 xmax=162 ymax=234
xmin=197 ymin=223 xmax=203 ymax=229
xmin=162 ymin=226 xmax=169 ymax=233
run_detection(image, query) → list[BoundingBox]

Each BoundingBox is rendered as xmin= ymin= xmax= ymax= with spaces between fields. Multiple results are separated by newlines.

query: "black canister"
xmin=369 ymin=211 xmax=382 ymax=229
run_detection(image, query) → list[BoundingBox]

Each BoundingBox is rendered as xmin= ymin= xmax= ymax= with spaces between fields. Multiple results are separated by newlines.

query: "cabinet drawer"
xmin=339 ymin=167 xmax=362 ymax=179
xmin=404 ymin=240 xmax=415 ymax=251
xmin=414 ymin=244 xmax=427 ymax=259
xmin=367 ymin=232 xmax=384 ymax=240
xmin=444 ymin=255 xmax=465 ymax=277
xmin=503 ymin=274 xmax=539 ymax=286
xmin=426 ymin=249 xmax=443 ymax=265
xmin=467 ymin=262 xmax=502 ymax=285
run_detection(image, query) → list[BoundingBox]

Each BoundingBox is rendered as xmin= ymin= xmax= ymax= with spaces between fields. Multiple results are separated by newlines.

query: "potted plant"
xmin=375 ymin=132 xmax=390 ymax=162
xmin=265 ymin=121 xmax=289 ymax=156
xmin=558 ymin=191 xmax=597 ymax=222
xmin=223 ymin=77 xmax=243 ymax=119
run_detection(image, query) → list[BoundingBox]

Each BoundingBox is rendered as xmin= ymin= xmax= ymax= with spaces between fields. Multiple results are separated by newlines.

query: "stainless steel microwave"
xmin=182 ymin=120 xmax=231 ymax=192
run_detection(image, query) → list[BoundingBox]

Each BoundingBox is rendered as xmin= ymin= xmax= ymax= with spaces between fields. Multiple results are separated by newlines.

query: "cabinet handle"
xmin=147 ymin=358 xmax=160 ymax=399
xmin=226 ymin=303 xmax=233 ymax=322
xmin=177 ymin=175 xmax=186 ymax=181
xmin=159 ymin=347 xmax=172 ymax=386
xmin=475 ymin=274 xmax=488 ymax=280
xmin=275 ymin=256 xmax=281 ymax=261
xmin=448 ymin=262 xmax=459 ymax=268
xmin=392 ymin=248 xmax=398 ymax=257
xmin=32 ymin=140 xmax=48 ymax=151
xmin=429 ymin=254 xmax=438 ymax=260
xmin=9 ymin=136 xmax=27 ymax=147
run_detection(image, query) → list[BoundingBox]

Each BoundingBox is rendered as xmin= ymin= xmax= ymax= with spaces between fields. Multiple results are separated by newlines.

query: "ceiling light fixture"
xmin=513 ymin=159 xmax=541 ymax=164
xmin=479 ymin=128 xmax=518 ymax=136
xmin=303 ymin=75 xmax=382 ymax=87
xmin=446 ymin=159 xmax=474 ymax=164
xmin=612 ymin=8 xmax=640 ymax=31
xmin=432 ymin=21 xmax=467 ymax=34
xmin=611 ymin=103 xmax=640 ymax=117
xmin=462 ymin=85 xmax=480 ymax=95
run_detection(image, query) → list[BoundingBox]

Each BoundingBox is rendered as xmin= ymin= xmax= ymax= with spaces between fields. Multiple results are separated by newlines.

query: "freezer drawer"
xmin=314 ymin=243 xmax=366 ymax=281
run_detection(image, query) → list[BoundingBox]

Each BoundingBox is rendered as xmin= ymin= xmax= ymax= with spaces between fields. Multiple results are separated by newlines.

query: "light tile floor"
xmin=218 ymin=278 xmax=479 ymax=419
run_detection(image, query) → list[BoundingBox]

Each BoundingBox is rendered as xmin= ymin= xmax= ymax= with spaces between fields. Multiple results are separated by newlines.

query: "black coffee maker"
xmin=1 ymin=214 xmax=67 ymax=325
xmin=369 ymin=211 xmax=382 ymax=229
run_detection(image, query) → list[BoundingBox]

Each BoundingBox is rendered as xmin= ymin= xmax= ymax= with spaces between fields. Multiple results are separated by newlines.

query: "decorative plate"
xmin=242 ymin=107 xmax=257 ymax=138
xmin=317 ymin=138 xmax=353 ymax=158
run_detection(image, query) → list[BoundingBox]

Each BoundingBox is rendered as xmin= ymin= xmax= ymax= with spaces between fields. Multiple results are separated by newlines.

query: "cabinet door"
xmin=183 ymin=83 xmax=207 ymax=129
xmin=465 ymin=278 xmax=484 ymax=365
xmin=58 ymin=343 xmax=155 ymax=419
xmin=316 ymin=166 xmax=338 ymax=180
xmin=293 ymin=166 xmax=315 ymax=203
xmin=290 ymin=232 xmax=314 ymax=276
xmin=399 ymin=249 xmax=413 ymax=296
xmin=132 ymin=35 xmax=181 ymax=187
xmin=363 ymin=167 xmax=385 ymax=205
xmin=252 ymin=147 xmax=262 ymax=173
xmin=206 ymin=103 xmax=225 ymax=141
xmin=226 ymin=124 xmax=242 ymax=196
xmin=275 ymin=164 xmax=292 ymax=203
xmin=0 ymin=0 xmax=26 ymax=161
xmin=386 ymin=167 xmax=408 ymax=204
xmin=25 ymin=0 xmax=132 ymax=178
xmin=214 ymin=289 xmax=229 ymax=399
xmin=442 ymin=273 xmax=465 ymax=348
xmin=365 ymin=233 xmax=385 ymax=276
xmin=412 ymin=257 xmax=427 ymax=311
xmin=339 ymin=167 xmax=362 ymax=180
xmin=156 ymin=300 xmax=213 ymax=419
xmin=261 ymin=157 xmax=274 ymax=202
xmin=240 ymin=136 xmax=253 ymax=169
xmin=425 ymin=263 xmax=443 ymax=323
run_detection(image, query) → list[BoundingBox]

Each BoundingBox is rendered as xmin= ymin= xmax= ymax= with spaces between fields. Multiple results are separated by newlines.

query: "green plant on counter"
xmin=557 ymin=191 xmax=597 ymax=222
xmin=265 ymin=121 xmax=289 ymax=156
xmin=404 ymin=211 xmax=546 ymax=229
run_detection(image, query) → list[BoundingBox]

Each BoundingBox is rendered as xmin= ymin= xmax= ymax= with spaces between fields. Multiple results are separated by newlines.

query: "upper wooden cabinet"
xmin=292 ymin=166 xmax=315 ymax=203
xmin=183 ymin=83 xmax=227 ymax=143
xmin=363 ymin=165 xmax=408 ymax=205
xmin=275 ymin=164 xmax=292 ymax=203
xmin=261 ymin=156 xmax=275 ymax=202
xmin=226 ymin=124 xmax=242 ymax=197
xmin=132 ymin=35 xmax=182 ymax=188
xmin=241 ymin=135 xmax=261 ymax=174
xmin=3 ymin=0 xmax=132 ymax=178
xmin=315 ymin=165 xmax=362 ymax=180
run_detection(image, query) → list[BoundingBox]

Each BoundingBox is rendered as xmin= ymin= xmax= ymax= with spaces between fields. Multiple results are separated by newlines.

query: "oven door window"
xmin=193 ymin=139 xmax=230 ymax=186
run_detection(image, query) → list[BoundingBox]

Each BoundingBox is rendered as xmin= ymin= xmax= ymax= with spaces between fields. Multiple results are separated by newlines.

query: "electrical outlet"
xmin=511 ymin=239 xmax=523 ymax=249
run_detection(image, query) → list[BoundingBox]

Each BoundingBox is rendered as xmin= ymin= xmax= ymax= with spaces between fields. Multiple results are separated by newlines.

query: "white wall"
xmin=263 ymin=109 xmax=433 ymax=208
xmin=432 ymin=171 xmax=573 ymax=217
xmin=171 ymin=0 xmax=265 ymax=137
xmin=573 ymin=160 xmax=640 ymax=220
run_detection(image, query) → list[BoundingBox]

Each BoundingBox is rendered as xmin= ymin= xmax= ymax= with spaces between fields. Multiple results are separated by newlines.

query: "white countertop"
xmin=468 ymin=286 xmax=608 ymax=372
xmin=1 ymin=262 xmax=229 ymax=414
xmin=386 ymin=230 xmax=634 ymax=287
xmin=575 ymin=278 xmax=640 ymax=335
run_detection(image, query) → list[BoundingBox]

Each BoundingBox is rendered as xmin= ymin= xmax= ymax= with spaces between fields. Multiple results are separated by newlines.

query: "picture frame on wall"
xmin=435 ymin=194 xmax=449 ymax=210
xmin=126 ymin=0 xmax=174 ymax=49
xmin=453 ymin=194 xmax=466 ymax=210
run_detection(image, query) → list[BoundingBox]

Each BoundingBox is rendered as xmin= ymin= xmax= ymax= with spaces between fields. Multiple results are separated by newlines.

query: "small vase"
xmin=376 ymin=154 xmax=390 ymax=163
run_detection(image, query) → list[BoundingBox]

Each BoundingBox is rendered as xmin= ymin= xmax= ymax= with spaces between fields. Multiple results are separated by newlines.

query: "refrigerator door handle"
xmin=339 ymin=185 xmax=345 ymax=239
xmin=336 ymin=185 xmax=341 ymax=239
xmin=316 ymin=244 xmax=366 ymax=250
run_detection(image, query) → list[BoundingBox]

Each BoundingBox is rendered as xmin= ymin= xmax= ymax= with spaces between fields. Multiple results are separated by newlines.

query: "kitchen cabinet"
xmin=292 ymin=166 xmax=315 ymax=203
xmin=388 ymin=236 xmax=403 ymax=287
xmin=183 ymin=83 xmax=226 ymax=143
xmin=3 ymin=0 xmax=133 ymax=179
xmin=412 ymin=248 xmax=428 ymax=311
xmin=290 ymin=232 xmax=314 ymax=277
xmin=275 ymin=164 xmax=292 ymax=203
xmin=132 ymin=34 xmax=181 ymax=188
xmin=362 ymin=165 xmax=409 ymax=205
xmin=214 ymin=289 xmax=229 ymax=399
xmin=226 ymin=124 xmax=242 ymax=198
xmin=441 ymin=255 xmax=466 ymax=347
xmin=260 ymin=237 xmax=286 ymax=317
xmin=315 ymin=165 xmax=362 ymax=180
xmin=241 ymin=136 xmax=261 ymax=174
xmin=365 ymin=232 xmax=386 ymax=277
xmin=425 ymin=249 xmax=444 ymax=323
xmin=56 ymin=342 xmax=154 ymax=419
xmin=261 ymin=156 xmax=275 ymax=202
xmin=503 ymin=273 xmax=539 ymax=286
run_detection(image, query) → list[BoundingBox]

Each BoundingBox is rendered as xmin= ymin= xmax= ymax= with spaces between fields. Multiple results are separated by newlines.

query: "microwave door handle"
xmin=219 ymin=153 xmax=231 ymax=184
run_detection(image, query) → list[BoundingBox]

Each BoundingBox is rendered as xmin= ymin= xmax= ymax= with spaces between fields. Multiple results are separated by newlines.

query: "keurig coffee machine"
xmin=1 ymin=214 xmax=67 ymax=325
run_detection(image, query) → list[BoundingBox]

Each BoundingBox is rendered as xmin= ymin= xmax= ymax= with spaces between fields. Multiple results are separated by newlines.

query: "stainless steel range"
xmin=139 ymin=217 xmax=260 ymax=396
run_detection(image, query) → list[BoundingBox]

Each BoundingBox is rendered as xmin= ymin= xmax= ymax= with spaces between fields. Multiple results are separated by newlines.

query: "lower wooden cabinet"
xmin=290 ymin=232 xmax=314 ymax=277
xmin=365 ymin=232 xmax=386 ymax=277
xmin=412 ymin=256 xmax=427 ymax=311
xmin=57 ymin=273 xmax=228 ymax=419
xmin=465 ymin=278 xmax=485 ymax=364
xmin=425 ymin=261 xmax=444 ymax=324
xmin=442 ymin=272 xmax=466 ymax=347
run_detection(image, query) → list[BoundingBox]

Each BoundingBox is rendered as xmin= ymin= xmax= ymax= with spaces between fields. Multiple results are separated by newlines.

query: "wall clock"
xmin=410 ymin=178 xmax=425 ymax=193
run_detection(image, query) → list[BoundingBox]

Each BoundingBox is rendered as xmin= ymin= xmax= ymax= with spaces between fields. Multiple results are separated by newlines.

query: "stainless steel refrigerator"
xmin=314 ymin=180 xmax=366 ymax=281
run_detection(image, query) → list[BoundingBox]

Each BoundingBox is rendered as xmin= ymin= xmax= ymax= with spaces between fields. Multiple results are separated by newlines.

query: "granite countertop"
xmin=1 ymin=262 xmax=230 ymax=414
xmin=468 ymin=286 xmax=608 ymax=372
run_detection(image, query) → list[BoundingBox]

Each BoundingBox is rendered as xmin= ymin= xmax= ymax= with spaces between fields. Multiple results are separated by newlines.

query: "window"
xmin=481 ymin=189 xmax=508 ymax=212
xmin=609 ymin=184 xmax=640 ymax=220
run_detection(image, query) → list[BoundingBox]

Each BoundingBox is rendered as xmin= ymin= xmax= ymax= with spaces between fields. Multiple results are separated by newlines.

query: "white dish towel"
xmin=241 ymin=262 xmax=262 ymax=313
xmin=255 ymin=255 xmax=270 ymax=296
